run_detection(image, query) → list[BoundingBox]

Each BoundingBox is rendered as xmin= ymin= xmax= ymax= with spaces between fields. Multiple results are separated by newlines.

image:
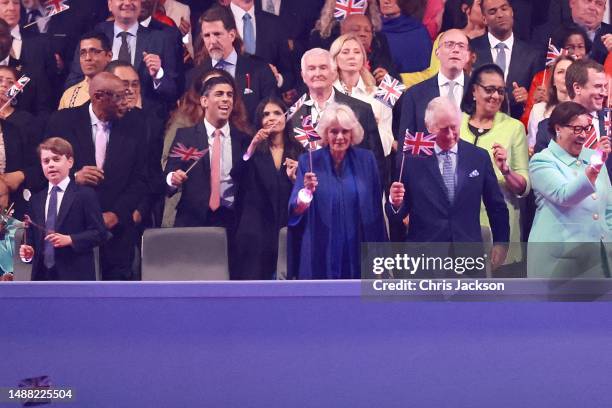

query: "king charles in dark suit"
xmin=44 ymin=73 xmax=148 ymax=280
xmin=388 ymin=97 xmax=509 ymax=276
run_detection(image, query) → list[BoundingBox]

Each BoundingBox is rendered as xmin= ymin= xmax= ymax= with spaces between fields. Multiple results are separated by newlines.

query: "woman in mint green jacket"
xmin=460 ymin=64 xmax=530 ymax=274
xmin=528 ymin=102 xmax=612 ymax=278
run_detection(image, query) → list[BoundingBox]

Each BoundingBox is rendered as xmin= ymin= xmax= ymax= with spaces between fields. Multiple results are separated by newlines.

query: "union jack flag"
xmin=294 ymin=115 xmax=321 ymax=150
xmin=604 ymin=108 xmax=612 ymax=137
xmin=334 ymin=0 xmax=367 ymax=20
xmin=286 ymin=93 xmax=307 ymax=120
xmin=6 ymin=75 xmax=30 ymax=99
xmin=19 ymin=375 xmax=51 ymax=405
xmin=374 ymin=74 xmax=405 ymax=108
xmin=44 ymin=0 xmax=69 ymax=16
xmin=403 ymin=131 xmax=436 ymax=156
xmin=169 ymin=142 xmax=207 ymax=161
xmin=546 ymin=43 xmax=567 ymax=67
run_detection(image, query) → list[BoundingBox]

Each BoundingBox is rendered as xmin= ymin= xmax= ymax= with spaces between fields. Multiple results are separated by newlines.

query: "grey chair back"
xmin=141 ymin=227 xmax=229 ymax=280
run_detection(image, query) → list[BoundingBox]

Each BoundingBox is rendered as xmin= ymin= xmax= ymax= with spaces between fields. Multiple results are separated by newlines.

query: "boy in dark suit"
xmin=19 ymin=137 xmax=107 ymax=281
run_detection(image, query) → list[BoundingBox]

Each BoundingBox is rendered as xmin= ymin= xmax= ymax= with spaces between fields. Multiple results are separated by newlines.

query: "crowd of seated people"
xmin=0 ymin=0 xmax=610 ymax=281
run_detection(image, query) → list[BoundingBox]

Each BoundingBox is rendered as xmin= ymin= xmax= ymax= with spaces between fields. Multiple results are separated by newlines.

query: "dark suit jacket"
xmin=470 ymin=33 xmax=543 ymax=120
xmin=8 ymin=50 xmax=54 ymax=117
xmin=164 ymin=122 xmax=251 ymax=227
xmin=252 ymin=10 xmax=294 ymax=91
xmin=44 ymin=103 xmax=148 ymax=227
xmin=398 ymin=75 xmax=440 ymax=141
xmin=535 ymin=111 xmax=612 ymax=183
xmin=288 ymin=89 xmax=387 ymax=187
xmin=590 ymin=22 xmax=612 ymax=65
xmin=186 ymin=53 xmax=277 ymax=123
xmin=386 ymin=140 xmax=510 ymax=243
xmin=27 ymin=181 xmax=107 ymax=281
xmin=66 ymin=22 xmax=179 ymax=103
xmin=1 ymin=118 xmax=41 ymax=219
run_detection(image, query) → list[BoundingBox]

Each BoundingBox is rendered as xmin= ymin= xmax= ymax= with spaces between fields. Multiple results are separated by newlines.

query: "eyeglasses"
xmin=561 ymin=124 xmax=594 ymax=135
xmin=441 ymin=41 xmax=468 ymax=51
xmin=79 ymin=48 xmax=106 ymax=58
xmin=476 ymin=83 xmax=506 ymax=96
xmin=94 ymin=89 xmax=129 ymax=101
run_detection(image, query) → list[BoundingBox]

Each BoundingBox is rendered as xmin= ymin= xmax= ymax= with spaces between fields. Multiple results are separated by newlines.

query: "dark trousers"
xmin=100 ymin=224 xmax=139 ymax=281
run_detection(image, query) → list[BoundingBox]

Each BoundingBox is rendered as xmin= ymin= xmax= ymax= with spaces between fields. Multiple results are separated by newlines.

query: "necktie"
xmin=441 ymin=151 xmax=455 ymax=202
xmin=95 ymin=122 xmax=108 ymax=169
xmin=44 ymin=186 xmax=60 ymax=269
xmin=494 ymin=43 xmax=507 ymax=74
xmin=264 ymin=0 xmax=276 ymax=14
xmin=215 ymin=59 xmax=227 ymax=71
xmin=584 ymin=117 xmax=598 ymax=149
xmin=209 ymin=129 xmax=222 ymax=211
xmin=447 ymin=80 xmax=457 ymax=106
xmin=117 ymin=31 xmax=131 ymax=63
xmin=242 ymin=13 xmax=255 ymax=55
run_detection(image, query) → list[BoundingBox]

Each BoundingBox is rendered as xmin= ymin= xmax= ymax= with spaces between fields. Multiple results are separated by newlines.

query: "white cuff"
xmin=153 ymin=67 xmax=165 ymax=89
xmin=166 ymin=172 xmax=176 ymax=187
xmin=276 ymin=73 xmax=284 ymax=88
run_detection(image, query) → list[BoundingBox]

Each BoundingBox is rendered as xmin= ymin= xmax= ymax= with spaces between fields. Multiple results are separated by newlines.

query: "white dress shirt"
xmin=305 ymin=88 xmax=336 ymax=125
xmin=334 ymin=77 xmax=394 ymax=156
xmin=263 ymin=0 xmax=281 ymax=15
xmin=25 ymin=6 xmax=49 ymax=33
xmin=88 ymin=104 xmax=110 ymax=154
xmin=591 ymin=112 xmax=601 ymax=139
xmin=45 ymin=177 xmax=71 ymax=220
xmin=230 ymin=2 xmax=257 ymax=45
xmin=488 ymin=32 xmax=514 ymax=81
xmin=10 ymin=26 xmax=21 ymax=60
xmin=212 ymin=49 xmax=238 ymax=79
xmin=437 ymin=71 xmax=464 ymax=108
xmin=112 ymin=22 xmax=139 ymax=66
xmin=0 ymin=55 xmax=9 ymax=66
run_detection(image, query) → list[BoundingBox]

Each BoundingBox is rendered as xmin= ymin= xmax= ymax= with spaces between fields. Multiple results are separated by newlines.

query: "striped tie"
xmin=584 ymin=117 xmax=598 ymax=149
xmin=441 ymin=151 xmax=455 ymax=202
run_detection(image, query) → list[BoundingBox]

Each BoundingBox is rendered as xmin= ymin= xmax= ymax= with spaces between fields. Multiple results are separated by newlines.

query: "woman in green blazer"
xmin=460 ymin=64 xmax=530 ymax=275
xmin=528 ymin=102 xmax=612 ymax=278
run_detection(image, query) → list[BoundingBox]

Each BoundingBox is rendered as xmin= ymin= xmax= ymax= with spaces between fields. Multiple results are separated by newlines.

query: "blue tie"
xmin=43 ymin=185 xmax=60 ymax=269
xmin=242 ymin=13 xmax=255 ymax=55
xmin=215 ymin=59 xmax=227 ymax=71
xmin=441 ymin=151 xmax=455 ymax=202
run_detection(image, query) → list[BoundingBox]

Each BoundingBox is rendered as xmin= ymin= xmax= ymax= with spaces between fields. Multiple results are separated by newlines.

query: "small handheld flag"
xmin=44 ymin=0 xmax=69 ymax=17
xmin=334 ymin=0 xmax=367 ymax=21
xmin=374 ymin=74 xmax=405 ymax=108
xmin=6 ymin=75 xmax=30 ymax=99
xmin=294 ymin=115 xmax=321 ymax=151
xmin=403 ymin=131 xmax=436 ymax=156
xmin=169 ymin=142 xmax=207 ymax=161
xmin=546 ymin=42 xmax=565 ymax=67
xmin=286 ymin=93 xmax=307 ymax=120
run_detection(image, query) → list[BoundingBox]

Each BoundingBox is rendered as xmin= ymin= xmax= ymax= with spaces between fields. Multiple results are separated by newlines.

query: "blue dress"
xmin=288 ymin=147 xmax=388 ymax=279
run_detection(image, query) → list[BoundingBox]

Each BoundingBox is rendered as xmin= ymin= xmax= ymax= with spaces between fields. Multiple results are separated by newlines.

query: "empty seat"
xmin=141 ymin=227 xmax=229 ymax=281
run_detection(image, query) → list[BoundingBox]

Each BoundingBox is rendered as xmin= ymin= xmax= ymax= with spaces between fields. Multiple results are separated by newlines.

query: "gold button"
xmin=592 ymin=193 xmax=598 ymax=200
xmin=593 ymin=213 xmax=599 ymax=220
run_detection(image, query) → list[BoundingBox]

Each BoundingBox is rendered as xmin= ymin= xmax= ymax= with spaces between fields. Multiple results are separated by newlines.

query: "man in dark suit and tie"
xmin=165 ymin=75 xmax=250 ymax=278
xmin=534 ymin=58 xmax=612 ymax=181
xmin=470 ymin=0 xmax=543 ymax=120
xmin=288 ymin=47 xmax=387 ymax=187
xmin=229 ymin=0 xmax=294 ymax=92
xmin=19 ymin=137 xmax=107 ymax=281
xmin=388 ymin=97 xmax=510 ymax=276
xmin=398 ymin=29 xmax=470 ymax=141
xmin=45 ymin=72 xmax=148 ymax=280
xmin=186 ymin=5 xmax=276 ymax=123
xmin=66 ymin=0 xmax=179 ymax=104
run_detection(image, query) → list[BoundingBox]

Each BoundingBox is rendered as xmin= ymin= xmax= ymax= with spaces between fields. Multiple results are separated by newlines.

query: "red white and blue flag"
xmin=169 ymin=142 xmax=207 ymax=161
xmin=6 ymin=75 xmax=30 ymax=99
xmin=546 ymin=43 xmax=566 ymax=67
xmin=334 ymin=0 xmax=367 ymax=20
xmin=294 ymin=115 xmax=321 ymax=150
xmin=286 ymin=93 xmax=307 ymax=120
xmin=604 ymin=108 xmax=611 ymax=137
xmin=374 ymin=74 xmax=405 ymax=108
xmin=44 ymin=0 xmax=69 ymax=17
xmin=403 ymin=131 xmax=436 ymax=156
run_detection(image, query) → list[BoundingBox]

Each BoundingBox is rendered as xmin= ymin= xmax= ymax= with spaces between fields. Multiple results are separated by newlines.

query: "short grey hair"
xmin=424 ymin=97 xmax=462 ymax=132
xmin=316 ymin=103 xmax=364 ymax=146
xmin=301 ymin=47 xmax=336 ymax=73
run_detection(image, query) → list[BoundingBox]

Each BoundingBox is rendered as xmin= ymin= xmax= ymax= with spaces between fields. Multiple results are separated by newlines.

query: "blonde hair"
xmin=329 ymin=33 xmax=376 ymax=94
xmin=316 ymin=103 xmax=364 ymax=146
xmin=314 ymin=0 xmax=382 ymax=39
